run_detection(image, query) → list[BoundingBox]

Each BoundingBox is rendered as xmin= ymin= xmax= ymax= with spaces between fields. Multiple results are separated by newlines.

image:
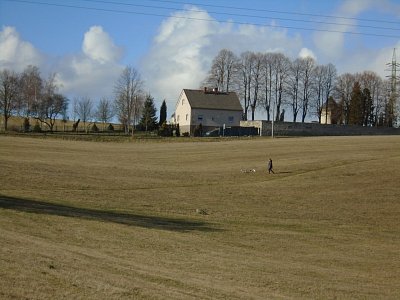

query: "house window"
xmin=228 ymin=116 xmax=234 ymax=123
xmin=182 ymin=99 xmax=185 ymax=105
xmin=186 ymin=114 xmax=189 ymax=121
xmin=177 ymin=115 xmax=180 ymax=122
xmin=198 ymin=115 xmax=203 ymax=122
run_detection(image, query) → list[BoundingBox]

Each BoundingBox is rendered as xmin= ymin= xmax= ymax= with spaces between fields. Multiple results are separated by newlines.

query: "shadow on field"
xmin=0 ymin=195 xmax=221 ymax=233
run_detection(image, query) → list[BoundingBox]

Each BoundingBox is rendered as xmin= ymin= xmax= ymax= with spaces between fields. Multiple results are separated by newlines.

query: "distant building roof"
xmin=183 ymin=89 xmax=243 ymax=111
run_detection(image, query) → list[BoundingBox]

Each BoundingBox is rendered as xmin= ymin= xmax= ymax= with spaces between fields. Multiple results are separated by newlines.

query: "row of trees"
xmin=0 ymin=65 xmax=166 ymax=133
xmin=0 ymin=66 xmax=68 ymax=132
xmin=203 ymin=49 xmax=397 ymax=126
xmin=1 ymin=51 xmax=398 ymax=132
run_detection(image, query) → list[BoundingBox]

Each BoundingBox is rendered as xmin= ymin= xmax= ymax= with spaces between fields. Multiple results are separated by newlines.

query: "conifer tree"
xmin=139 ymin=94 xmax=158 ymax=131
xmin=159 ymin=100 xmax=167 ymax=126
xmin=349 ymin=82 xmax=363 ymax=125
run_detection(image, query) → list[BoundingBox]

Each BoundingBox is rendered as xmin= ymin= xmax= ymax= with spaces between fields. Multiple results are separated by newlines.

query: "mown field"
xmin=0 ymin=135 xmax=399 ymax=299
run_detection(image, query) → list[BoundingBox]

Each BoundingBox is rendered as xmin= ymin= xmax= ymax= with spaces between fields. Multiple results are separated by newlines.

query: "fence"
xmin=240 ymin=120 xmax=400 ymax=136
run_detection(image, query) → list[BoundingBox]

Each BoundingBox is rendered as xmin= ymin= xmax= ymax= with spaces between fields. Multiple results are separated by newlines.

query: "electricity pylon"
xmin=386 ymin=48 xmax=400 ymax=127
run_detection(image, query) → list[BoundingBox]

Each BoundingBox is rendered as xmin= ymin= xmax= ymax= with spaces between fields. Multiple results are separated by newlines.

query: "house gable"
xmin=174 ymin=90 xmax=191 ymax=126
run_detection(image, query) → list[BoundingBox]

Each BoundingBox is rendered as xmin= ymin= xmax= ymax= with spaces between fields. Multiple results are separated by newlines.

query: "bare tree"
xmin=238 ymin=51 xmax=255 ymax=121
xmin=287 ymin=58 xmax=302 ymax=122
xmin=323 ymin=63 xmax=337 ymax=124
xmin=335 ymin=73 xmax=355 ymax=124
xmin=312 ymin=65 xmax=327 ymax=122
xmin=32 ymin=73 xmax=68 ymax=132
xmin=204 ymin=49 xmax=238 ymax=92
xmin=114 ymin=66 xmax=144 ymax=134
xmin=311 ymin=63 xmax=337 ymax=123
xmin=0 ymin=69 xmax=20 ymax=131
xmin=380 ymin=79 xmax=395 ymax=126
xmin=249 ymin=53 xmax=263 ymax=121
xmin=299 ymin=57 xmax=315 ymax=123
xmin=372 ymin=77 xmax=385 ymax=126
xmin=36 ymin=94 xmax=68 ymax=132
xmin=96 ymin=97 xmax=114 ymax=130
xmin=273 ymin=53 xmax=290 ymax=121
xmin=71 ymin=97 xmax=80 ymax=122
xmin=19 ymin=65 xmax=42 ymax=118
xmin=77 ymin=96 xmax=94 ymax=132
xmin=261 ymin=53 xmax=274 ymax=121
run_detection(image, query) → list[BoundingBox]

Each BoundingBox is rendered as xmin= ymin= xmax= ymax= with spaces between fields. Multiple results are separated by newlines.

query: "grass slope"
xmin=0 ymin=135 xmax=399 ymax=299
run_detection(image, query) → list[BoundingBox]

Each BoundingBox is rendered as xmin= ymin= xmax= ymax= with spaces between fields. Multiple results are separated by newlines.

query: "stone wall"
xmin=240 ymin=120 xmax=400 ymax=136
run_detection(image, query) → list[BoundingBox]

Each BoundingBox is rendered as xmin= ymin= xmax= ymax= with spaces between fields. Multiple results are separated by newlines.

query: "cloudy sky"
xmin=1 ymin=0 xmax=400 ymax=117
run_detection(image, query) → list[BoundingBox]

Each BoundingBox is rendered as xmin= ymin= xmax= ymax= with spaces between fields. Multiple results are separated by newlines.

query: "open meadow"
xmin=0 ymin=135 xmax=399 ymax=299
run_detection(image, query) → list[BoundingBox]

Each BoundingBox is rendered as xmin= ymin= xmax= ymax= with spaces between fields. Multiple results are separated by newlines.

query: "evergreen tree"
xmin=159 ymin=100 xmax=167 ymax=126
xmin=349 ymin=82 xmax=363 ymax=125
xmin=139 ymin=94 xmax=158 ymax=131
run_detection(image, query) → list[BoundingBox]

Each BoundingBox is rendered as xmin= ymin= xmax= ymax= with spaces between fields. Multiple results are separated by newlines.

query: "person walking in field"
xmin=268 ymin=158 xmax=274 ymax=174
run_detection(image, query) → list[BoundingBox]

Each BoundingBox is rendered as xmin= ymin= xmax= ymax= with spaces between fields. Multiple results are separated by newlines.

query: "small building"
xmin=173 ymin=88 xmax=243 ymax=135
xmin=320 ymin=98 xmax=341 ymax=125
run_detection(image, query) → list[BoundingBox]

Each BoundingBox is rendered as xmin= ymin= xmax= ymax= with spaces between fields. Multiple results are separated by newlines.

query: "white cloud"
xmin=312 ymin=0 xmax=400 ymax=74
xmin=55 ymin=26 xmax=124 ymax=99
xmin=0 ymin=26 xmax=44 ymax=72
xmin=298 ymin=48 xmax=317 ymax=60
xmin=339 ymin=0 xmax=376 ymax=15
xmin=337 ymin=43 xmax=400 ymax=79
xmin=55 ymin=54 xmax=122 ymax=100
xmin=82 ymin=26 xmax=123 ymax=63
xmin=312 ymin=0 xmax=381 ymax=60
xmin=0 ymin=26 xmax=124 ymax=101
xmin=141 ymin=6 xmax=303 ymax=111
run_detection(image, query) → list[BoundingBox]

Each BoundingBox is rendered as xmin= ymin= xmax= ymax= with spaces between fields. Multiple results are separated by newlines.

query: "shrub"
xmin=107 ymin=123 xmax=114 ymax=131
xmin=32 ymin=122 xmax=42 ymax=133
xmin=158 ymin=122 xmax=172 ymax=137
xmin=175 ymin=123 xmax=180 ymax=137
xmin=91 ymin=123 xmax=99 ymax=133
xmin=23 ymin=118 xmax=30 ymax=132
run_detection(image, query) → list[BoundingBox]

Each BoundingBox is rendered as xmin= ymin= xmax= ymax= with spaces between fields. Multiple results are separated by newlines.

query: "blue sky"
xmin=1 ymin=0 xmax=400 ymax=117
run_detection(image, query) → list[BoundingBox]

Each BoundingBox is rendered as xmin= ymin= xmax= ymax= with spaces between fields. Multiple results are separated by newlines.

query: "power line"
xmin=145 ymin=0 xmax=400 ymax=26
xmin=80 ymin=0 xmax=400 ymax=32
xmin=5 ymin=0 xmax=400 ymax=39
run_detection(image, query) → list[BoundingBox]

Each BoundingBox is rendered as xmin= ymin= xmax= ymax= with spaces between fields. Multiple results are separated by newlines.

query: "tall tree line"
xmin=203 ymin=49 xmax=397 ymax=126
xmin=0 ymin=64 xmax=164 ymax=133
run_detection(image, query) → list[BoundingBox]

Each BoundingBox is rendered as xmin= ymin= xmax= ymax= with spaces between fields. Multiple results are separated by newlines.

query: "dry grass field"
xmin=0 ymin=135 xmax=399 ymax=299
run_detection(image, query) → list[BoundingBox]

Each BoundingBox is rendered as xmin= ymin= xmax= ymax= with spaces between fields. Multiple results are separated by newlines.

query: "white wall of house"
xmin=191 ymin=108 xmax=242 ymax=127
xmin=320 ymin=110 xmax=332 ymax=124
xmin=174 ymin=91 xmax=191 ymax=133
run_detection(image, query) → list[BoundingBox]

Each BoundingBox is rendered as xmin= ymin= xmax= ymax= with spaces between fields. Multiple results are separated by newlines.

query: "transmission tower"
xmin=386 ymin=48 xmax=400 ymax=127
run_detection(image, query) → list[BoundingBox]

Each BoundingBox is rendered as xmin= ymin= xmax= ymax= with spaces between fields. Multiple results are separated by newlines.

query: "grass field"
xmin=1 ymin=135 xmax=400 ymax=299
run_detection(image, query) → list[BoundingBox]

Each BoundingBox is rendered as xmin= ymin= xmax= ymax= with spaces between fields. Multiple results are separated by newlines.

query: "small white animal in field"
xmin=241 ymin=169 xmax=256 ymax=173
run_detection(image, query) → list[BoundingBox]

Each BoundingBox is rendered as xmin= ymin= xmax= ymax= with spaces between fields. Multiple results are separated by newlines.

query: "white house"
xmin=320 ymin=98 xmax=341 ymax=125
xmin=173 ymin=88 xmax=243 ymax=135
